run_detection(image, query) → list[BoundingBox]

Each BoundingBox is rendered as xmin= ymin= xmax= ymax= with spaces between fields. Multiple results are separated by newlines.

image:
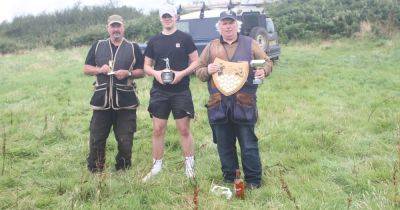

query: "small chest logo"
xmin=175 ymin=43 xmax=181 ymax=48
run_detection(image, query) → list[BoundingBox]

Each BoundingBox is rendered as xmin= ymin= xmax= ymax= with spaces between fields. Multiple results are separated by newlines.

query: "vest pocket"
xmin=115 ymin=84 xmax=138 ymax=109
xmin=90 ymin=83 xmax=108 ymax=109
xmin=206 ymin=93 xmax=227 ymax=123
xmin=233 ymin=92 xmax=258 ymax=124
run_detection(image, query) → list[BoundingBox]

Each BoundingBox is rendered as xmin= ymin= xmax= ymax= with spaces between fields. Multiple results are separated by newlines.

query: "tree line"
xmin=0 ymin=0 xmax=399 ymax=54
xmin=0 ymin=4 xmax=161 ymax=54
xmin=268 ymin=0 xmax=399 ymax=42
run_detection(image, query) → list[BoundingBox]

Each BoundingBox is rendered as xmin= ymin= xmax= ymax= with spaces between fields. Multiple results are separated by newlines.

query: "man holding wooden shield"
xmin=196 ymin=11 xmax=272 ymax=189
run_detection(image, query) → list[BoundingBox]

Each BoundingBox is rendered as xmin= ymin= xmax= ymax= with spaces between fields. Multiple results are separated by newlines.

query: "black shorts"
xmin=148 ymin=88 xmax=195 ymax=120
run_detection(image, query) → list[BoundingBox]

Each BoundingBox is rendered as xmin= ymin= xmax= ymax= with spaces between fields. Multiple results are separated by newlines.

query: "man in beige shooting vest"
xmin=83 ymin=15 xmax=144 ymax=172
xmin=196 ymin=11 xmax=272 ymax=188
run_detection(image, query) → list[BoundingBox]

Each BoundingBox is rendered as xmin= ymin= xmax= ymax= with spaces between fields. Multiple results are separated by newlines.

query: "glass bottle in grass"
xmin=234 ymin=169 xmax=245 ymax=199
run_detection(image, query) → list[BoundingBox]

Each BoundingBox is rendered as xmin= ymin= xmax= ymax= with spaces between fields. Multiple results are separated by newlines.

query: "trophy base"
xmin=161 ymin=71 xmax=175 ymax=84
xmin=252 ymin=78 xmax=263 ymax=85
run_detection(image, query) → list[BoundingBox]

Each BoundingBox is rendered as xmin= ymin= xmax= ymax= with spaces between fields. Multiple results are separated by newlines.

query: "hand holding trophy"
xmin=250 ymin=60 xmax=266 ymax=85
xmin=107 ymin=60 xmax=115 ymax=75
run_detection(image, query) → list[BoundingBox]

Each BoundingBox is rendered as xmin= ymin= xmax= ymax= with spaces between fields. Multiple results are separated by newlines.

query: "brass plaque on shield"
xmin=212 ymin=57 xmax=249 ymax=96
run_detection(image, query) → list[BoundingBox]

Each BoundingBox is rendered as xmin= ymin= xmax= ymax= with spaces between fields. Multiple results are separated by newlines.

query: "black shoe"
xmin=88 ymin=166 xmax=104 ymax=173
xmin=115 ymin=157 xmax=131 ymax=171
xmin=246 ymin=183 xmax=261 ymax=190
xmin=88 ymin=162 xmax=104 ymax=173
xmin=223 ymin=179 xmax=234 ymax=184
xmin=115 ymin=163 xmax=131 ymax=171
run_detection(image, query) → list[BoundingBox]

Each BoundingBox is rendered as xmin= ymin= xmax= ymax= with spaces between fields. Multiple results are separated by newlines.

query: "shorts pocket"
xmin=90 ymin=83 xmax=108 ymax=109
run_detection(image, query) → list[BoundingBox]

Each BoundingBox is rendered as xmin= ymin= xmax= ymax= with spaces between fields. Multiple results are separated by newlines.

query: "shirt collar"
xmin=219 ymin=33 xmax=239 ymax=44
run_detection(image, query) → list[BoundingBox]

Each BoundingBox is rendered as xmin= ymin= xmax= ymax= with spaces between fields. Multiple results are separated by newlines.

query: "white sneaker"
xmin=142 ymin=159 xmax=162 ymax=182
xmin=185 ymin=156 xmax=195 ymax=178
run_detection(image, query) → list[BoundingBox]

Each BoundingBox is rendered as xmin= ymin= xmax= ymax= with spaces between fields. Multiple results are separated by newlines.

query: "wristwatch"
xmin=128 ymin=71 xmax=132 ymax=77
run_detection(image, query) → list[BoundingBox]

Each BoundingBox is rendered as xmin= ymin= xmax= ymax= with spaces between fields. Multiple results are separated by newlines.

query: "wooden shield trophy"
xmin=212 ymin=57 xmax=249 ymax=96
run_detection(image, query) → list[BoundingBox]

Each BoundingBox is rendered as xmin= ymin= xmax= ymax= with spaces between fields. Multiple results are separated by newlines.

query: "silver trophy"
xmin=107 ymin=60 xmax=115 ymax=75
xmin=250 ymin=60 xmax=266 ymax=85
xmin=161 ymin=58 xmax=175 ymax=84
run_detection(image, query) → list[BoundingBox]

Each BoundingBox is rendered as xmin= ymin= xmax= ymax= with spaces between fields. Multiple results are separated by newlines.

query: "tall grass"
xmin=0 ymin=36 xmax=399 ymax=208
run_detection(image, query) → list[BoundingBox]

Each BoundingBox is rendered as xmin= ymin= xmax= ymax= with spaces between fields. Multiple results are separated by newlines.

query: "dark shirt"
xmin=145 ymin=30 xmax=197 ymax=92
xmin=85 ymin=40 xmax=144 ymax=70
xmin=219 ymin=33 xmax=239 ymax=44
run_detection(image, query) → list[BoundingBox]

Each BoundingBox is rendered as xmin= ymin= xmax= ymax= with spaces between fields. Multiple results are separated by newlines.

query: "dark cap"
xmin=219 ymin=10 xmax=237 ymax=21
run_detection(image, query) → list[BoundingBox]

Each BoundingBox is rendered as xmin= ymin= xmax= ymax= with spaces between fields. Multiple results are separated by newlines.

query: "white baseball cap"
xmin=159 ymin=4 xmax=177 ymax=18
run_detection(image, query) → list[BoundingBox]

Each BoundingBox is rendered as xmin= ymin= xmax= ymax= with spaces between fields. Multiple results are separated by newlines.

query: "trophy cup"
xmin=250 ymin=60 xmax=266 ymax=85
xmin=161 ymin=58 xmax=175 ymax=84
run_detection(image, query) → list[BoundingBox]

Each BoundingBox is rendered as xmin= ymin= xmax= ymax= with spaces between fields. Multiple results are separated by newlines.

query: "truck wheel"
xmin=250 ymin=27 xmax=268 ymax=51
xmin=272 ymin=57 xmax=279 ymax=64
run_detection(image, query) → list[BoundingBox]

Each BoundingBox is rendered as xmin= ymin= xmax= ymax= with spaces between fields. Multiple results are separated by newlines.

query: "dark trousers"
xmin=87 ymin=109 xmax=136 ymax=172
xmin=213 ymin=122 xmax=262 ymax=185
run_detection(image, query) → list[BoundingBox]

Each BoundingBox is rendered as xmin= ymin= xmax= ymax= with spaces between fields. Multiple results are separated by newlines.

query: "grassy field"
xmin=0 ymin=37 xmax=399 ymax=209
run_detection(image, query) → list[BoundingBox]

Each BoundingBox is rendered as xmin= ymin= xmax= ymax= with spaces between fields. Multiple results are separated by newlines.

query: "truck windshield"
xmin=177 ymin=21 xmax=189 ymax=33
xmin=177 ymin=18 xmax=220 ymax=41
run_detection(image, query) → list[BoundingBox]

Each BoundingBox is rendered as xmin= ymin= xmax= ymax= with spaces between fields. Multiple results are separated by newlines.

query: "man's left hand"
xmin=254 ymin=68 xmax=266 ymax=80
xmin=114 ymin=70 xmax=130 ymax=80
xmin=171 ymin=71 xmax=185 ymax=84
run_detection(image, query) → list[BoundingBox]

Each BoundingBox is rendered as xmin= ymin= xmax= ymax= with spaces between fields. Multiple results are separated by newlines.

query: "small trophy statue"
xmin=250 ymin=60 xmax=266 ymax=85
xmin=161 ymin=58 xmax=175 ymax=84
xmin=107 ymin=60 xmax=115 ymax=75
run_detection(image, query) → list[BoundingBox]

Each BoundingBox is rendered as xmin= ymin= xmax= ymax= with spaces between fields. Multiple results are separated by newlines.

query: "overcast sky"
xmin=0 ymin=0 xmax=265 ymax=23
xmin=0 ymin=0 xmax=179 ymax=23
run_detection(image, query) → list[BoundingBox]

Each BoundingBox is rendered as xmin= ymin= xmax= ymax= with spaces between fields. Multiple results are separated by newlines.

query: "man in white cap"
xmin=142 ymin=4 xmax=199 ymax=181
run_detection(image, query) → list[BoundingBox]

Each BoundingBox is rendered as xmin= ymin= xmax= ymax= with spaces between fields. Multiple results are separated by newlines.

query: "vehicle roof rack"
xmin=177 ymin=1 xmax=269 ymax=20
xmin=178 ymin=0 xmax=266 ymax=13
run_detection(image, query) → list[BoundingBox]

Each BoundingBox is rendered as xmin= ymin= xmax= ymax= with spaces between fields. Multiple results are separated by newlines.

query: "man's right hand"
xmin=97 ymin=64 xmax=111 ymax=75
xmin=207 ymin=63 xmax=220 ymax=75
xmin=153 ymin=70 xmax=164 ymax=85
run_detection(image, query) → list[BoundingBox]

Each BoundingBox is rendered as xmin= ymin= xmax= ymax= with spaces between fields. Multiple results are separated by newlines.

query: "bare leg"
xmin=175 ymin=117 xmax=195 ymax=178
xmin=175 ymin=117 xmax=194 ymax=157
xmin=152 ymin=117 xmax=168 ymax=159
xmin=142 ymin=117 xmax=168 ymax=182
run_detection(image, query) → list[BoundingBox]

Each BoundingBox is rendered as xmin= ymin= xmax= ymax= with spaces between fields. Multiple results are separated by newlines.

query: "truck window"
xmin=189 ymin=17 xmax=219 ymax=40
xmin=177 ymin=17 xmax=220 ymax=41
xmin=177 ymin=21 xmax=190 ymax=33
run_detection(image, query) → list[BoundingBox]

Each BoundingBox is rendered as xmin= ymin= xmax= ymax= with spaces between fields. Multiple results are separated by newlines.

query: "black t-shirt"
xmin=85 ymin=40 xmax=144 ymax=70
xmin=145 ymin=30 xmax=197 ymax=92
